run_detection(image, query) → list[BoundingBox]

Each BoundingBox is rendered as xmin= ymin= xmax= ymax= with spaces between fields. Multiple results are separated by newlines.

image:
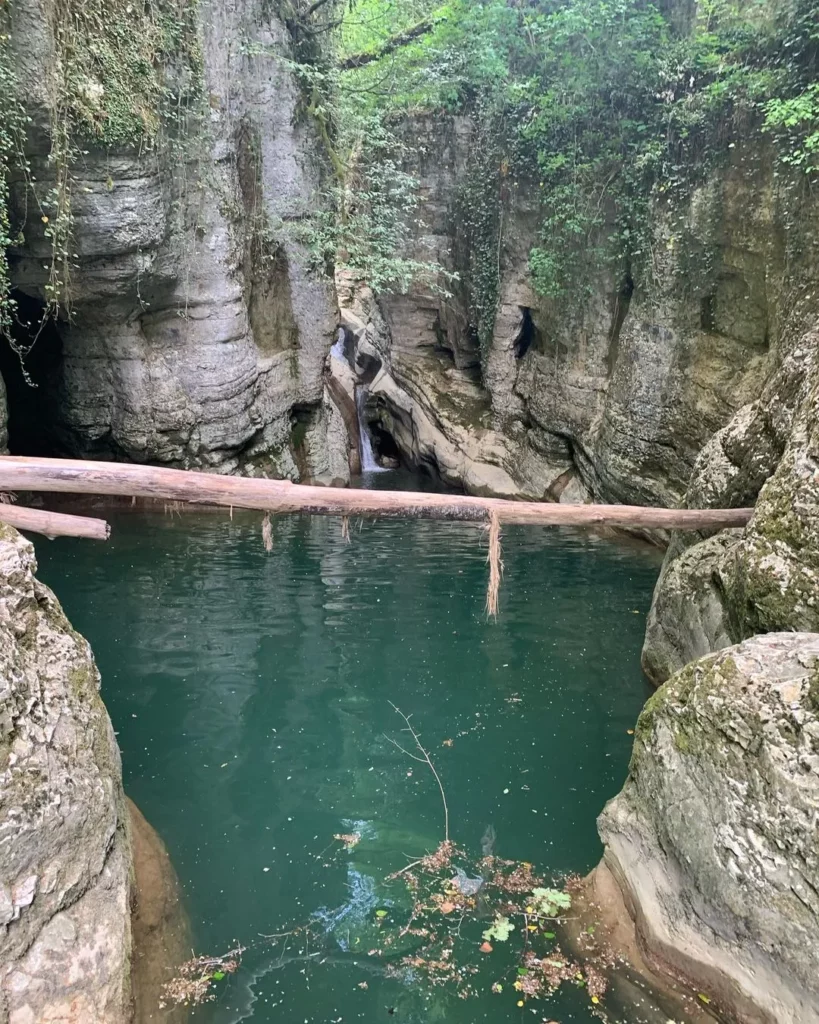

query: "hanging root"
xmin=261 ymin=512 xmax=274 ymax=553
xmin=485 ymin=511 xmax=503 ymax=619
xmin=341 ymin=515 xmax=351 ymax=544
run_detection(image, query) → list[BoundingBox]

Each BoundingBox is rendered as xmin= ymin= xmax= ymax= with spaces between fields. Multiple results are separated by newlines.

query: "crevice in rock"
xmin=605 ymin=274 xmax=633 ymax=375
xmin=289 ymin=402 xmax=319 ymax=480
xmin=513 ymin=307 xmax=542 ymax=359
xmin=236 ymin=116 xmax=299 ymax=356
xmin=0 ymin=291 xmax=65 ymax=456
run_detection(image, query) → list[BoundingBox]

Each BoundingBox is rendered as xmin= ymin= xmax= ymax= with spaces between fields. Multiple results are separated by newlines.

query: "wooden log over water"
xmin=0 ymin=456 xmax=754 ymax=531
xmin=0 ymin=502 xmax=110 ymax=541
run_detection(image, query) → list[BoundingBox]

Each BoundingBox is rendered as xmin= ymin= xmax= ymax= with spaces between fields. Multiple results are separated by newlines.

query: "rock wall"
xmin=0 ymin=521 xmax=132 ymax=1023
xmin=642 ymin=211 xmax=819 ymax=681
xmin=598 ymin=633 xmax=819 ymax=1024
xmin=340 ymin=118 xmax=786 ymax=509
xmin=4 ymin=0 xmax=346 ymax=482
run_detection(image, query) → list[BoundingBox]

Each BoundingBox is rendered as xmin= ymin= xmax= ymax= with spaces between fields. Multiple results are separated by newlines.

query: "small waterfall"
xmin=330 ymin=328 xmax=347 ymax=364
xmin=356 ymin=387 xmax=386 ymax=474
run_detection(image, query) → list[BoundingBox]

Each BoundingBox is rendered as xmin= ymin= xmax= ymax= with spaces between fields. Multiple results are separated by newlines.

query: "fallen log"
xmin=0 ymin=456 xmax=754 ymax=531
xmin=0 ymin=502 xmax=110 ymax=541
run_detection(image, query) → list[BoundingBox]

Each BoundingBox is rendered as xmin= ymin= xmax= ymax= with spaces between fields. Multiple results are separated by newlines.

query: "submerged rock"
xmin=0 ymin=522 xmax=132 ymax=1022
xmin=598 ymin=633 xmax=819 ymax=1024
xmin=130 ymin=799 xmax=191 ymax=1024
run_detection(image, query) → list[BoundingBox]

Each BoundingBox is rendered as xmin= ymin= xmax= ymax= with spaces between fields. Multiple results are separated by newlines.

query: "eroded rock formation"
xmin=3 ymin=0 xmax=347 ymax=482
xmin=0 ymin=521 xmax=131 ymax=1023
xmin=597 ymin=633 xmax=819 ymax=1024
xmin=336 ymin=118 xmax=779 ymax=506
xmin=643 ymin=285 xmax=819 ymax=683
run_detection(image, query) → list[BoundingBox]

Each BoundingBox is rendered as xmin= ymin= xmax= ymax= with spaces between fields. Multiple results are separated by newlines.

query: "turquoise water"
xmin=36 ymin=503 xmax=667 ymax=1023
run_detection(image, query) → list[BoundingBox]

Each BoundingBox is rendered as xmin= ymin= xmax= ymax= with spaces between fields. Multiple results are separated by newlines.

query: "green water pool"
xmin=36 ymin=505 xmax=669 ymax=1023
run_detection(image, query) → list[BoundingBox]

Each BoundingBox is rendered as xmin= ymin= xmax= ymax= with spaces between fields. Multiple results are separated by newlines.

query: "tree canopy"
xmin=293 ymin=0 xmax=818 ymax=306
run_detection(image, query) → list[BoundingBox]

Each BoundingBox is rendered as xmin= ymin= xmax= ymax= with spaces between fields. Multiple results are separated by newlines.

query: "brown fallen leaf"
xmin=440 ymin=901 xmax=456 ymax=914
xmin=480 ymin=941 xmax=493 ymax=953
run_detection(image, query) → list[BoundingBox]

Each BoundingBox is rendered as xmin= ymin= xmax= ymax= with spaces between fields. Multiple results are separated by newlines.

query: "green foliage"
xmin=531 ymin=887 xmax=573 ymax=917
xmin=53 ymin=0 xmax=202 ymax=148
xmin=299 ymin=112 xmax=455 ymax=294
xmin=0 ymin=0 xmax=203 ymax=345
xmin=763 ymin=83 xmax=819 ymax=172
xmin=0 ymin=5 xmax=27 ymax=340
xmin=482 ymin=914 xmax=514 ymax=942
xmin=320 ymin=0 xmax=819 ymax=319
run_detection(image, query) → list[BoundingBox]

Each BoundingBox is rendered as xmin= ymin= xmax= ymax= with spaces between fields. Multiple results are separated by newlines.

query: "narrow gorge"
xmin=0 ymin=0 xmax=818 ymax=1022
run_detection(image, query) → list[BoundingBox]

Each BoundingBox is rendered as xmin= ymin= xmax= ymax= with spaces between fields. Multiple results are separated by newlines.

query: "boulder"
xmin=0 ymin=523 xmax=132 ymax=1023
xmin=599 ymin=633 xmax=819 ymax=1024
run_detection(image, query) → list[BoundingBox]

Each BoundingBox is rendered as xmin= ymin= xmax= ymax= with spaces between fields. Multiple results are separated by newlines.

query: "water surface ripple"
xmin=37 ymin=511 xmax=665 ymax=1024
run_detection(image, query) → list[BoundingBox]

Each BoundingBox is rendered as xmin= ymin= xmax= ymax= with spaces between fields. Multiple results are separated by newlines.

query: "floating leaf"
xmin=543 ymin=931 xmax=556 ymax=940
xmin=375 ymin=909 xmax=388 ymax=918
xmin=531 ymin=887 xmax=572 ymax=917
xmin=211 ymin=971 xmax=226 ymax=981
xmin=591 ymin=996 xmax=600 ymax=1004
xmin=482 ymin=914 xmax=514 ymax=942
xmin=517 ymin=967 xmax=529 ymax=976
xmin=698 ymin=993 xmax=711 ymax=1005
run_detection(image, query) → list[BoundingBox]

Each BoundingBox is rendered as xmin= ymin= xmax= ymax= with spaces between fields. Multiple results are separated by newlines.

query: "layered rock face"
xmin=4 ymin=0 xmax=346 ymax=482
xmin=0 ymin=522 xmax=132 ymax=1023
xmin=598 ymin=633 xmax=819 ymax=1024
xmin=339 ymin=118 xmax=774 ymax=504
xmin=643 ymin=245 xmax=819 ymax=682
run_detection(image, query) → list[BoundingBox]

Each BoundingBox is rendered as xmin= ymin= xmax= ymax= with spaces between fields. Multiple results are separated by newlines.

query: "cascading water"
xmin=330 ymin=328 xmax=347 ymax=364
xmin=356 ymin=387 xmax=386 ymax=473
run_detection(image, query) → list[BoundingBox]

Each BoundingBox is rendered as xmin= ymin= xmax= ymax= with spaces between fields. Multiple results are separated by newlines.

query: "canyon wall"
xmin=3 ymin=0 xmax=349 ymax=483
xmin=339 ymin=116 xmax=784 ymax=509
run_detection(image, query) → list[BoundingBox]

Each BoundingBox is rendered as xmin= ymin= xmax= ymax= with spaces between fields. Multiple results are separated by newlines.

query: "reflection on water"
xmin=36 ymin=508 xmax=666 ymax=1023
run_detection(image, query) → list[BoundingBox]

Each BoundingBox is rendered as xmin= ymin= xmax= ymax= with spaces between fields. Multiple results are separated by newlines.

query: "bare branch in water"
xmin=387 ymin=703 xmax=450 ymax=842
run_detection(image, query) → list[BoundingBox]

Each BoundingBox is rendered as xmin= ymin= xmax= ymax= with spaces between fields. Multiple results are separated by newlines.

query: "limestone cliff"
xmin=2 ymin=0 xmax=347 ymax=483
xmin=598 ymin=633 xmax=819 ymax=1024
xmin=0 ymin=521 xmax=131 ymax=1023
xmin=335 ymin=117 xmax=778 ymax=507
xmin=642 ymin=236 xmax=819 ymax=681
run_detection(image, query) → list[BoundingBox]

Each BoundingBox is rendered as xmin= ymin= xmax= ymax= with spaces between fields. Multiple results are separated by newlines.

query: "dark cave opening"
xmin=369 ymin=419 xmax=402 ymax=465
xmin=0 ymin=292 xmax=65 ymax=456
xmin=513 ymin=307 xmax=542 ymax=359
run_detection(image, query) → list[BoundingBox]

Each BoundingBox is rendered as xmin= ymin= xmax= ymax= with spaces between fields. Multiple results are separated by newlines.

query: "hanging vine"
xmin=0 ymin=0 xmax=203 ymax=351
